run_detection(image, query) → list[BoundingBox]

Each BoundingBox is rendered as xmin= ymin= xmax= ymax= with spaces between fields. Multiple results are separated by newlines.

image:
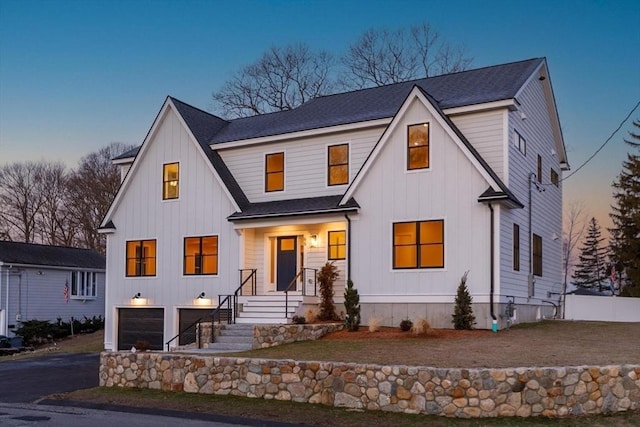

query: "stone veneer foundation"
xmin=100 ymin=352 xmax=639 ymax=418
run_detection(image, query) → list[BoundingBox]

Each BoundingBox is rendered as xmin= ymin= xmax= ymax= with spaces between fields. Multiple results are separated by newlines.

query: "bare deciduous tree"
xmin=562 ymin=202 xmax=587 ymax=306
xmin=66 ymin=142 xmax=132 ymax=254
xmin=36 ymin=161 xmax=75 ymax=246
xmin=340 ymin=23 xmax=473 ymax=90
xmin=0 ymin=161 xmax=46 ymax=242
xmin=212 ymin=44 xmax=335 ymax=118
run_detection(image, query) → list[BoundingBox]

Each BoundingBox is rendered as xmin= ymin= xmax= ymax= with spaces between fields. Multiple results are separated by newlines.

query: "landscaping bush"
xmin=15 ymin=316 xmax=104 ymax=346
xmin=452 ymin=271 xmax=476 ymax=330
xmin=344 ymin=279 xmax=361 ymax=331
xmin=367 ymin=316 xmax=381 ymax=332
xmin=291 ymin=315 xmax=306 ymax=324
xmin=411 ymin=316 xmax=432 ymax=335
xmin=399 ymin=319 xmax=413 ymax=332
xmin=317 ymin=262 xmax=340 ymax=321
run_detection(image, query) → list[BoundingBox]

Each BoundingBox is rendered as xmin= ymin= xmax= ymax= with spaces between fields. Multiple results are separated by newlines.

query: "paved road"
xmin=0 ymin=353 xmax=297 ymax=426
xmin=0 ymin=353 xmax=99 ymax=403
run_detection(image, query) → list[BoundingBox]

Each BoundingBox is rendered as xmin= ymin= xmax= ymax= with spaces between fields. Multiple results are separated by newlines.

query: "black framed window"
xmin=393 ymin=220 xmax=444 ymax=269
xmin=328 ymin=144 xmax=349 ymax=186
xmin=184 ymin=236 xmax=218 ymax=275
xmin=265 ymin=153 xmax=284 ymax=192
xmin=126 ymin=240 xmax=156 ymax=277
xmin=533 ymin=234 xmax=543 ymax=276
xmin=513 ymin=224 xmax=520 ymax=271
xmin=328 ymin=230 xmax=346 ymax=260
xmin=407 ymin=123 xmax=430 ymax=170
xmin=163 ymin=163 xmax=179 ymax=199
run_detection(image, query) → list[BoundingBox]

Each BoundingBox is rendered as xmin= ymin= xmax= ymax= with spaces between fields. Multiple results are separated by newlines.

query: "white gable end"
xmin=349 ymin=94 xmax=494 ymax=300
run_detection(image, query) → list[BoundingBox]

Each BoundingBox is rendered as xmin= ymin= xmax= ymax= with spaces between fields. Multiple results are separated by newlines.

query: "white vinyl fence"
xmin=564 ymin=295 xmax=640 ymax=322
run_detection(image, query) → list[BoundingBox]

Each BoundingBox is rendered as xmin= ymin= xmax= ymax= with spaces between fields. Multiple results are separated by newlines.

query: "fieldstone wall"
xmin=253 ymin=323 xmax=343 ymax=349
xmin=195 ymin=323 xmax=342 ymax=350
xmin=99 ymin=353 xmax=640 ymax=418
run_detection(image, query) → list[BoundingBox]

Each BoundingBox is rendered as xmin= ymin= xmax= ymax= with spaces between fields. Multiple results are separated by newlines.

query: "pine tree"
xmin=609 ymin=119 xmax=640 ymax=294
xmin=573 ymin=217 xmax=609 ymax=290
xmin=452 ymin=271 xmax=475 ymax=330
xmin=344 ymin=279 xmax=361 ymax=331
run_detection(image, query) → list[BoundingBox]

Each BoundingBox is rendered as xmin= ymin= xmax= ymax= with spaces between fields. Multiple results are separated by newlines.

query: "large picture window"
xmin=328 ymin=230 xmax=346 ymax=260
xmin=393 ymin=220 xmax=444 ymax=269
xmin=163 ymin=163 xmax=179 ymax=200
xmin=126 ymin=240 xmax=157 ymax=277
xmin=407 ymin=123 xmax=430 ymax=170
xmin=328 ymin=144 xmax=349 ymax=186
xmin=184 ymin=236 xmax=218 ymax=275
xmin=71 ymin=271 xmax=97 ymax=298
xmin=533 ymin=234 xmax=543 ymax=276
xmin=265 ymin=152 xmax=284 ymax=192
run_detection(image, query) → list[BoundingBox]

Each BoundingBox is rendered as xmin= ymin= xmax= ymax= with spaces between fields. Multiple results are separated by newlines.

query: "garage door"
xmin=118 ymin=308 xmax=164 ymax=351
xmin=178 ymin=309 xmax=212 ymax=345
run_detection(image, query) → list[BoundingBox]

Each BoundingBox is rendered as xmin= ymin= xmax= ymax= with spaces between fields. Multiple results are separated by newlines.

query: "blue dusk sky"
xmin=1 ymin=0 xmax=639 ymax=235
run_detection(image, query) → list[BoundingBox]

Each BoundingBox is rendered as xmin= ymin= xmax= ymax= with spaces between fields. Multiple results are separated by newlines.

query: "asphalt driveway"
xmin=0 ymin=353 xmax=99 ymax=403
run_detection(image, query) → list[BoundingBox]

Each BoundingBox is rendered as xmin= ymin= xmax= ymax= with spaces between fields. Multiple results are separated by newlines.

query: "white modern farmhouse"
xmin=100 ymin=58 xmax=568 ymax=351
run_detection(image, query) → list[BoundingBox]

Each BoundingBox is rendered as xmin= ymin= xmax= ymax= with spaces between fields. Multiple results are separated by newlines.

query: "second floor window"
xmin=407 ymin=123 xmax=430 ymax=170
xmin=265 ymin=152 xmax=284 ymax=192
xmin=163 ymin=163 xmax=179 ymax=200
xmin=328 ymin=144 xmax=349 ymax=186
xmin=537 ymin=155 xmax=542 ymax=183
xmin=126 ymin=239 xmax=157 ymax=277
xmin=184 ymin=236 xmax=218 ymax=275
xmin=551 ymin=168 xmax=559 ymax=187
xmin=533 ymin=234 xmax=543 ymax=276
xmin=71 ymin=271 xmax=97 ymax=298
xmin=513 ymin=224 xmax=520 ymax=271
xmin=328 ymin=230 xmax=346 ymax=260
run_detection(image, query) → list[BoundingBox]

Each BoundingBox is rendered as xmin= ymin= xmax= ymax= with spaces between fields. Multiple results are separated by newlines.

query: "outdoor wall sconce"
xmin=197 ymin=292 xmax=206 ymax=299
xmin=309 ymin=234 xmax=318 ymax=248
xmin=132 ymin=292 xmax=141 ymax=299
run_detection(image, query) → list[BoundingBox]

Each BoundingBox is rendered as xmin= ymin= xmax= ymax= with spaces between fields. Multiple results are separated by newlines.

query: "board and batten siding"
xmin=218 ymin=126 xmax=384 ymax=203
xmin=104 ymin=107 xmax=240 ymax=350
xmin=499 ymin=76 xmax=563 ymax=303
xmin=450 ymin=109 xmax=507 ymax=181
xmin=351 ymin=97 xmax=492 ymax=301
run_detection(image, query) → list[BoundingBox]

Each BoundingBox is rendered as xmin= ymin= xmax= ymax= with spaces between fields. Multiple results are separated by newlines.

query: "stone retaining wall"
xmin=195 ymin=323 xmax=343 ymax=350
xmin=100 ymin=353 xmax=639 ymax=418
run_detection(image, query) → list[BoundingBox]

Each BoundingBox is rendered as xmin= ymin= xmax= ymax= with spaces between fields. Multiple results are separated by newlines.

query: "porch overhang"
xmin=227 ymin=195 xmax=360 ymax=223
xmin=477 ymin=187 xmax=524 ymax=209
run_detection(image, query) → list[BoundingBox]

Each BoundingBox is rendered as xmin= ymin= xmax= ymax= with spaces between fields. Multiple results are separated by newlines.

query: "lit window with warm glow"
xmin=393 ymin=220 xmax=444 ymax=269
xmin=328 ymin=144 xmax=349 ymax=186
xmin=265 ymin=153 xmax=284 ymax=192
xmin=163 ymin=163 xmax=179 ymax=200
xmin=407 ymin=123 xmax=429 ymax=170
xmin=328 ymin=230 xmax=346 ymax=260
xmin=184 ymin=236 xmax=218 ymax=275
xmin=126 ymin=240 xmax=157 ymax=277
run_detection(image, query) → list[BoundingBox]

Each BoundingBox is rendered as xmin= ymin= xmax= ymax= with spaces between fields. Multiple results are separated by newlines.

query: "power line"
xmin=562 ymin=100 xmax=640 ymax=182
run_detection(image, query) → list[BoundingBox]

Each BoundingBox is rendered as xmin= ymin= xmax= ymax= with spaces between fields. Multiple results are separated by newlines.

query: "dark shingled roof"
xmin=228 ymin=196 xmax=359 ymax=221
xmin=0 ymin=241 xmax=105 ymax=269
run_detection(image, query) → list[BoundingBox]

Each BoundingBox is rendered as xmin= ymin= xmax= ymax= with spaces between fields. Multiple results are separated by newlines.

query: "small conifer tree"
xmin=317 ymin=262 xmax=339 ymax=321
xmin=452 ymin=271 xmax=475 ymax=330
xmin=344 ymin=279 xmax=361 ymax=331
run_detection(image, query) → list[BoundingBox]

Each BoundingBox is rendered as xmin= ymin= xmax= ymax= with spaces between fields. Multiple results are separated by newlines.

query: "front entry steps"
xmin=204 ymin=323 xmax=254 ymax=352
xmin=236 ymin=294 xmax=303 ymax=324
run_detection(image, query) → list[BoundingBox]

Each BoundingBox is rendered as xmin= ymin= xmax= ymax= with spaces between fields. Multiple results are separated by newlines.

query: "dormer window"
xmin=163 ymin=163 xmax=179 ymax=200
xmin=407 ymin=123 xmax=430 ymax=170
xmin=265 ymin=152 xmax=284 ymax=192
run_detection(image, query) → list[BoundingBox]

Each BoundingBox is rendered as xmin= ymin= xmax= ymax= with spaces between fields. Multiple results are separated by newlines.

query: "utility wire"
xmin=561 ymin=100 xmax=640 ymax=182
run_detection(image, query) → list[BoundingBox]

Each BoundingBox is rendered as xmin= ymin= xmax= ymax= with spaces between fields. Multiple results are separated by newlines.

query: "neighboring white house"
xmin=100 ymin=58 xmax=569 ymax=351
xmin=0 ymin=241 xmax=106 ymax=337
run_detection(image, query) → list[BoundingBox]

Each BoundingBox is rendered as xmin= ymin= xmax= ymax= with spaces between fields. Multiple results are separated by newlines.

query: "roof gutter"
xmin=228 ymin=207 xmax=359 ymax=222
xmin=0 ymin=262 xmax=105 ymax=272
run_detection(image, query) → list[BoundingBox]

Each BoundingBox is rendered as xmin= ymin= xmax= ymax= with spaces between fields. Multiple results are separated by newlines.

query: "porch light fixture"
xmin=132 ymin=292 xmax=141 ymax=299
xmin=310 ymin=234 xmax=318 ymax=248
xmin=197 ymin=292 xmax=206 ymax=299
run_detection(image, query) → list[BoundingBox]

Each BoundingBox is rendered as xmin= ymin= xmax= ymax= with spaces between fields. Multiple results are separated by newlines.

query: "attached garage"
xmin=118 ymin=308 xmax=164 ymax=351
xmin=178 ymin=309 xmax=212 ymax=345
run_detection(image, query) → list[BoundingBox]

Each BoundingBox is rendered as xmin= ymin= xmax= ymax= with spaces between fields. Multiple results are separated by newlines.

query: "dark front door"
xmin=277 ymin=236 xmax=297 ymax=291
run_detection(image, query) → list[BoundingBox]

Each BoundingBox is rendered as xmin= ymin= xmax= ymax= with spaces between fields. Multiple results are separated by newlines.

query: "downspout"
xmin=344 ymin=214 xmax=351 ymax=281
xmin=488 ymin=203 xmax=497 ymax=332
xmin=528 ymin=172 xmax=535 ymax=297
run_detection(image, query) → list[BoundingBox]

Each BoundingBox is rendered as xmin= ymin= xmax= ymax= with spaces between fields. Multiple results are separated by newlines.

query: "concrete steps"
xmin=236 ymin=294 xmax=302 ymax=324
xmin=205 ymin=324 xmax=254 ymax=352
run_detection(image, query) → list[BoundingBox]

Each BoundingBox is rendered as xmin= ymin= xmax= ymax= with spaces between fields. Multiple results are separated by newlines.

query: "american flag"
xmin=63 ymin=280 xmax=69 ymax=303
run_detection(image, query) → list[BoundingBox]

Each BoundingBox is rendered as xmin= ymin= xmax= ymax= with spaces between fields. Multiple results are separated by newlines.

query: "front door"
xmin=276 ymin=236 xmax=297 ymax=291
